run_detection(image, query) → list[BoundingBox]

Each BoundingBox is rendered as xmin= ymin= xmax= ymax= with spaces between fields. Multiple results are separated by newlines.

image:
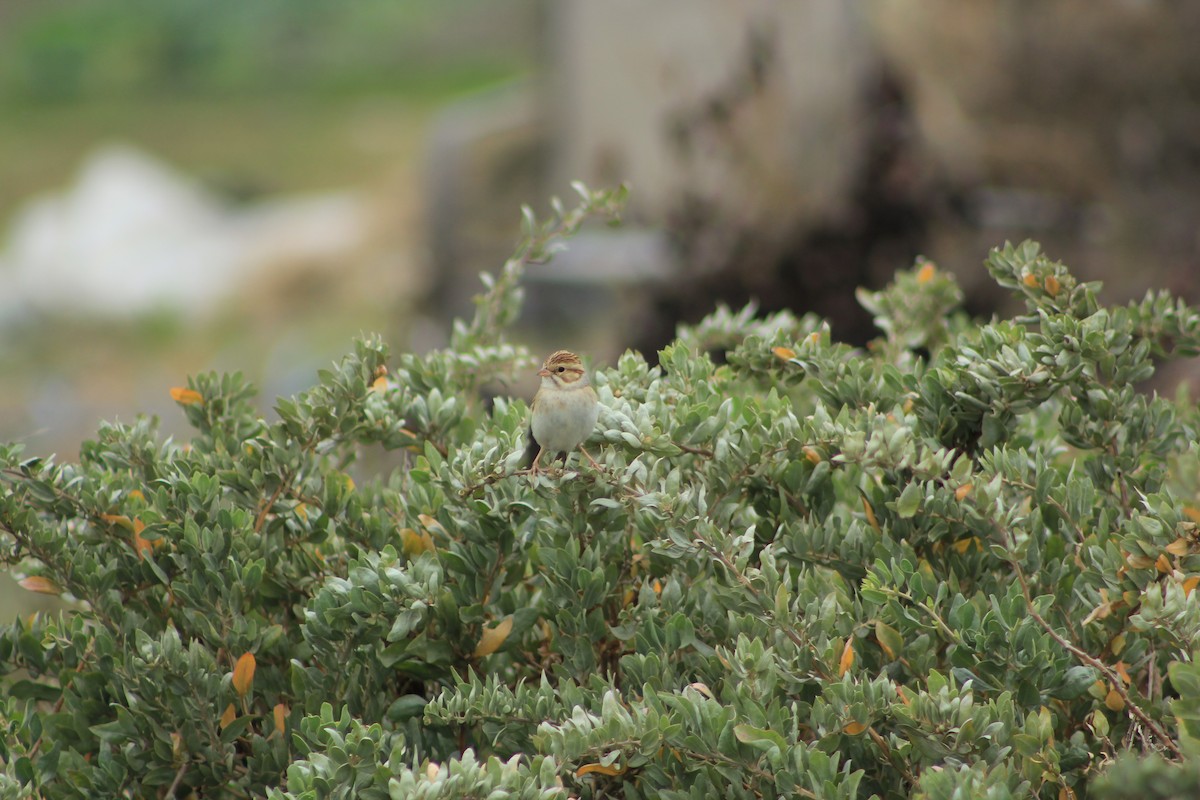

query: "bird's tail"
xmin=519 ymin=428 xmax=540 ymax=470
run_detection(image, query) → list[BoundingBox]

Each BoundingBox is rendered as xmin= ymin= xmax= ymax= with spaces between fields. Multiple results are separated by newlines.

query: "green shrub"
xmin=4 ymin=185 xmax=1200 ymax=798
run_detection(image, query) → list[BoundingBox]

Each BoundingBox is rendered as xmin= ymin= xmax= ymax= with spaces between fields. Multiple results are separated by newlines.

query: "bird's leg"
xmin=579 ymin=446 xmax=601 ymax=470
xmin=529 ymin=448 xmax=545 ymax=477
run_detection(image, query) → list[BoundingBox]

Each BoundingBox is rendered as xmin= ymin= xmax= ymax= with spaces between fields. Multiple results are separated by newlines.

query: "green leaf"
xmin=896 ymin=481 xmax=922 ymax=518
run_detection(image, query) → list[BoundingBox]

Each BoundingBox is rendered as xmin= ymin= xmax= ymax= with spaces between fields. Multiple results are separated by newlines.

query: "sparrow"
xmin=521 ymin=350 xmax=600 ymax=474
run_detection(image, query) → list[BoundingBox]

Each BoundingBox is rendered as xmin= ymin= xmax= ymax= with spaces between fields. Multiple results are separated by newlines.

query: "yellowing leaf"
xmin=802 ymin=446 xmax=821 ymax=465
xmin=128 ymin=489 xmax=145 ymax=502
xmin=839 ymin=639 xmax=855 ymax=677
xmin=1044 ymin=275 xmax=1061 ymax=297
xmin=951 ymin=537 xmax=979 ymax=554
xmin=219 ymin=703 xmax=237 ymax=729
xmin=1183 ymin=576 xmax=1200 ymax=597
xmin=903 ymin=396 xmax=914 ymax=414
xmin=808 ymin=332 xmax=820 ymax=344
xmin=272 ymin=703 xmax=288 ymax=737
xmin=400 ymin=528 xmax=436 ymax=557
xmin=652 ymin=579 xmax=663 ymax=595
xmin=577 ymin=763 xmax=625 ymax=777
xmin=1155 ymin=553 xmax=1172 ymax=573
xmin=132 ymin=518 xmax=163 ymax=559
xmin=955 ymin=483 xmax=972 ymax=501
xmin=101 ymin=513 xmax=133 ymax=529
xmin=418 ymin=513 xmax=444 ymax=536
xmin=1166 ymin=537 xmax=1190 ymax=557
xmin=295 ymin=502 xmax=308 ymax=521
xmin=19 ymin=576 xmax=60 ymax=595
xmin=688 ymin=682 xmax=714 ymax=699
xmin=772 ymin=346 xmax=796 ymax=361
xmin=916 ymin=262 xmax=936 ymax=283
xmin=1111 ymin=633 xmax=1126 ymax=655
xmin=1125 ymin=552 xmax=1155 ymax=569
xmin=1104 ymin=686 xmax=1125 ymax=711
xmin=425 ymin=762 xmax=440 ymax=780
xmin=1023 ymin=272 xmax=1040 ymax=288
xmin=170 ymin=387 xmax=204 ymax=406
xmin=1082 ymin=601 xmax=1112 ymax=626
xmin=232 ymin=652 xmax=256 ymax=697
xmin=473 ymin=616 xmax=513 ymax=658
xmin=370 ymin=375 xmax=389 ymax=393
xmin=875 ymin=620 xmax=903 ymax=660
xmin=1114 ymin=661 xmax=1132 ymax=686
xmin=1184 ymin=506 xmax=1200 ymax=525
xmin=861 ymin=497 xmax=880 ymax=534
xmin=843 ymin=721 xmax=867 ymax=735
xmin=1059 ymin=785 xmax=1077 ymax=800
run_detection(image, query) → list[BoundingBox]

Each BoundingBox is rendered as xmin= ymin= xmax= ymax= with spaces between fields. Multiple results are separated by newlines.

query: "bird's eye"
xmin=556 ymin=366 xmax=565 ymax=373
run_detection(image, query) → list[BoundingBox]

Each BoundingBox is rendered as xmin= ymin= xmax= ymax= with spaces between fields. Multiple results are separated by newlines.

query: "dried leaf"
xmin=1166 ymin=537 xmax=1190 ymax=557
xmin=1044 ymin=275 xmax=1061 ymax=297
xmin=132 ymin=518 xmax=162 ymax=559
xmin=1114 ymin=661 xmax=1132 ymax=686
xmin=577 ymin=763 xmax=625 ymax=777
xmin=861 ymin=497 xmax=880 ymax=534
xmin=1183 ymin=576 xmax=1200 ymax=597
xmin=473 ymin=616 xmax=513 ymax=658
xmin=19 ymin=576 xmax=60 ymax=595
xmin=232 ymin=652 xmax=256 ymax=697
xmin=272 ymin=703 xmax=288 ymax=737
xmin=951 ymin=537 xmax=979 ymax=554
xmin=1184 ymin=506 xmax=1200 ymax=525
xmin=169 ymin=387 xmax=204 ymax=406
xmin=1155 ymin=553 xmax=1172 ymax=573
xmin=838 ymin=639 xmax=855 ymax=677
xmin=875 ymin=620 xmax=903 ymax=660
xmin=100 ymin=513 xmax=134 ymax=530
xmin=400 ymin=528 xmax=436 ymax=557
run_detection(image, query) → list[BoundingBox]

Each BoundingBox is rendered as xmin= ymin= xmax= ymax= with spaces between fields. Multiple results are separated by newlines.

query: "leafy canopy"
xmin=5 ymin=187 xmax=1200 ymax=798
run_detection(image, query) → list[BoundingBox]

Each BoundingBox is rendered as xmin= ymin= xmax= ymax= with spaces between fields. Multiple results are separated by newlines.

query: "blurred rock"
xmin=0 ymin=143 xmax=372 ymax=322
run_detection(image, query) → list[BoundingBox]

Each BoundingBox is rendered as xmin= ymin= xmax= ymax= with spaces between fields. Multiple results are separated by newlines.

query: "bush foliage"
xmin=5 ymin=186 xmax=1200 ymax=798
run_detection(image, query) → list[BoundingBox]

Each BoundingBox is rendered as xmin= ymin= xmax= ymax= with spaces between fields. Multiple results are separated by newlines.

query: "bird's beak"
xmin=537 ymin=368 xmax=551 ymax=378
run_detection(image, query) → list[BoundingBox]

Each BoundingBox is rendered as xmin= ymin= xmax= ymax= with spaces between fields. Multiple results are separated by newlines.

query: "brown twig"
xmin=1002 ymin=528 xmax=1182 ymax=758
xmin=253 ymin=468 xmax=295 ymax=533
xmin=166 ymin=761 xmax=189 ymax=798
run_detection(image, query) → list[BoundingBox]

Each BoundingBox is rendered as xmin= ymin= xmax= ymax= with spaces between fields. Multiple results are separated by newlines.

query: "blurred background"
xmin=0 ymin=0 xmax=1198 ymax=471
